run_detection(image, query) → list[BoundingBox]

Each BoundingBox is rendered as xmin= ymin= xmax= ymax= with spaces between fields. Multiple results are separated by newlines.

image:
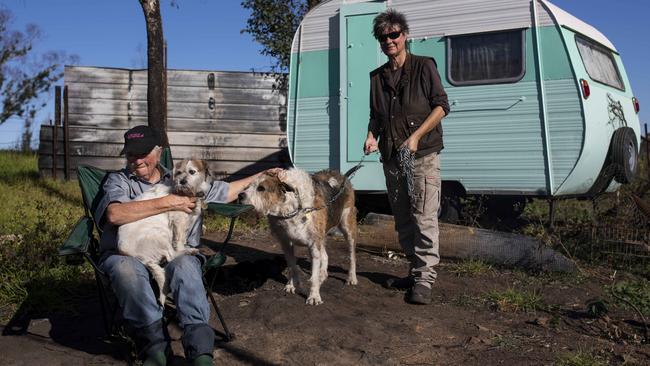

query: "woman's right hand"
xmin=364 ymin=134 xmax=378 ymax=155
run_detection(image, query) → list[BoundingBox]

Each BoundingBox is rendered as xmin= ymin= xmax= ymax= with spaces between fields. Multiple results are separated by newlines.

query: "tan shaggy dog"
xmin=118 ymin=158 xmax=212 ymax=306
xmin=239 ymin=168 xmax=358 ymax=305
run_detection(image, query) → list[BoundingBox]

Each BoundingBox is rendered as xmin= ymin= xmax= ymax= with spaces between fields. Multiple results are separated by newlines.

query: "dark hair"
xmin=372 ymin=9 xmax=409 ymax=39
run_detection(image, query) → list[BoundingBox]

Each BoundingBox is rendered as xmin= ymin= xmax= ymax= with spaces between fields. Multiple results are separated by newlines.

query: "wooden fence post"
xmin=53 ymin=86 xmax=61 ymax=180
xmin=63 ymin=85 xmax=70 ymax=180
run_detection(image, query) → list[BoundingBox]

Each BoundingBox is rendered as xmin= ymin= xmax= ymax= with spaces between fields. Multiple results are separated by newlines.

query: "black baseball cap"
xmin=120 ymin=125 xmax=162 ymax=156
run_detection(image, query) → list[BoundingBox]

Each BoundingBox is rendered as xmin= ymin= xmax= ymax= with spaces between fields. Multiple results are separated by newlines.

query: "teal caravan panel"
xmin=443 ymin=81 xmax=547 ymax=193
xmin=536 ymin=25 xmax=585 ymax=194
xmin=339 ymin=2 xmax=386 ymax=169
xmin=554 ymin=27 xmax=640 ymax=195
xmin=287 ymin=47 xmax=341 ymax=172
xmin=289 ymin=96 xmax=338 ymax=172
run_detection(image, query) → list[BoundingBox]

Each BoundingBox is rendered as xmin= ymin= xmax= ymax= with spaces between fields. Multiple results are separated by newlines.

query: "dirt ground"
xmin=1 ymin=223 xmax=648 ymax=366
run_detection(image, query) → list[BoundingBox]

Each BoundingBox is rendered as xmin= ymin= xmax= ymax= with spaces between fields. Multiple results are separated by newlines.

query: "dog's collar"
xmin=267 ymin=189 xmax=326 ymax=220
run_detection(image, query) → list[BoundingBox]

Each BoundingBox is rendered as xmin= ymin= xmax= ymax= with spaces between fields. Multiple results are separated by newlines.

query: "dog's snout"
xmin=238 ymin=192 xmax=246 ymax=201
xmin=180 ymin=178 xmax=188 ymax=185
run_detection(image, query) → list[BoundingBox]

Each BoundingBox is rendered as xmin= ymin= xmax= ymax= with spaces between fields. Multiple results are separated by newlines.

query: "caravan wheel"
xmin=611 ymin=127 xmax=638 ymax=184
xmin=439 ymin=194 xmax=460 ymax=224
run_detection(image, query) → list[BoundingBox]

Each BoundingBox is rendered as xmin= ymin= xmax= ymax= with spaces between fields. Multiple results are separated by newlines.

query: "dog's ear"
xmin=201 ymin=160 xmax=213 ymax=182
xmin=280 ymin=182 xmax=295 ymax=193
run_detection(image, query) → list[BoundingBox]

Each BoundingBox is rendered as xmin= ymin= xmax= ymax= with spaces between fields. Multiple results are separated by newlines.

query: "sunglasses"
xmin=377 ymin=31 xmax=402 ymax=42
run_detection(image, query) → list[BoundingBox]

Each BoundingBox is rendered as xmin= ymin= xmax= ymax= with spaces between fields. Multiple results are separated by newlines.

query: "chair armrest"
xmin=206 ymin=203 xmax=254 ymax=218
xmin=59 ymin=216 xmax=94 ymax=256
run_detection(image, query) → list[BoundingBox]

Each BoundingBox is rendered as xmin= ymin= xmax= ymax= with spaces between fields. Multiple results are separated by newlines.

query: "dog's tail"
xmin=343 ymin=164 xmax=363 ymax=179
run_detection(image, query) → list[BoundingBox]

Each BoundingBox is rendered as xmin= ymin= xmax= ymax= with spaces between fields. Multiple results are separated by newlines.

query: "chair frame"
xmin=58 ymin=155 xmax=253 ymax=342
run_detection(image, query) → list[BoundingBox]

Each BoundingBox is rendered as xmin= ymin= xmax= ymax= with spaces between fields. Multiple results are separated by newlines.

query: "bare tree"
xmin=138 ymin=0 xmax=169 ymax=147
xmin=0 ymin=8 xmax=75 ymax=125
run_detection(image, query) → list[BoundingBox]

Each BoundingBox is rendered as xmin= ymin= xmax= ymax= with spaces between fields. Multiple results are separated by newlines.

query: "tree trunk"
xmin=139 ymin=0 xmax=169 ymax=147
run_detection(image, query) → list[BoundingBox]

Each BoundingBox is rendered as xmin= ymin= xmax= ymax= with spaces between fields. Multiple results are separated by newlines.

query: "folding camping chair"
xmin=58 ymin=147 xmax=253 ymax=342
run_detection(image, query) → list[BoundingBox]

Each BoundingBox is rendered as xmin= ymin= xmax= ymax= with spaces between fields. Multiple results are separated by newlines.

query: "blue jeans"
xmin=100 ymin=254 xmax=214 ymax=360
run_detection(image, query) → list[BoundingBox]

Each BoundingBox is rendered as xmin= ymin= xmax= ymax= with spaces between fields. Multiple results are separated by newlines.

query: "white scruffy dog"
xmin=239 ymin=167 xmax=358 ymax=305
xmin=118 ymin=159 xmax=212 ymax=305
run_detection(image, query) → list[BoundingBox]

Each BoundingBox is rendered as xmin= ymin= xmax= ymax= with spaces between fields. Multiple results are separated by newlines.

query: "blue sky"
xmin=0 ymin=0 xmax=648 ymax=148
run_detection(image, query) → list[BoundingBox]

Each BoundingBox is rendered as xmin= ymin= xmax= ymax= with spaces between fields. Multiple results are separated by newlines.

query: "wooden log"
xmin=359 ymin=213 xmax=577 ymax=272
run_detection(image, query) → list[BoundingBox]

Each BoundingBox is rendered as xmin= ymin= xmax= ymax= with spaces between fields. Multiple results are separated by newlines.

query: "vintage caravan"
xmin=286 ymin=0 xmax=641 ymax=218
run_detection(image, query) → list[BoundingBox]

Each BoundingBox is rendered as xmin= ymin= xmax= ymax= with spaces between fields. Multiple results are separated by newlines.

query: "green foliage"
xmin=0 ymin=151 xmax=87 ymax=319
xmin=0 ymin=7 xmax=77 ymax=124
xmin=486 ymin=287 xmax=544 ymax=313
xmin=607 ymin=280 xmax=650 ymax=316
xmin=241 ymin=0 xmax=321 ymax=73
xmin=556 ymin=351 xmax=607 ymax=366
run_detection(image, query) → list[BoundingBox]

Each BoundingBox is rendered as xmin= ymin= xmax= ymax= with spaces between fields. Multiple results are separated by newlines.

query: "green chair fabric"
xmin=59 ymin=148 xmax=249 ymax=341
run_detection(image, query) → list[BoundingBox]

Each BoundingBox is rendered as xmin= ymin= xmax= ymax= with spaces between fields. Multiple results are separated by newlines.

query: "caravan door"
xmin=339 ymin=2 xmax=386 ymax=191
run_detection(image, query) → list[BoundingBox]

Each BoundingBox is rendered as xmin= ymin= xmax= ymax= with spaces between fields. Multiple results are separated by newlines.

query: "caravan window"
xmin=447 ymin=30 xmax=525 ymax=86
xmin=575 ymin=36 xmax=624 ymax=91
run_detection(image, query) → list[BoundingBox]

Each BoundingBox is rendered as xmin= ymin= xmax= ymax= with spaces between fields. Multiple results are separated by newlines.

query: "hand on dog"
xmin=166 ymin=194 xmax=197 ymax=213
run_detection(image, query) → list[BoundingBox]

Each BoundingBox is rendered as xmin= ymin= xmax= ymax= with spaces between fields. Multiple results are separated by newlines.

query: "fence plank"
xmin=39 ymin=155 xmax=284 ymax=176
xmin=65 ymin=83 xmax=286 ymax=105
xmin=66 ymin=114 xmax=286 ymax=133
xmin=39 ymin=140 xmax=289 ymax=163
xmin=64 ymin=66 xmax=281 ymax=89
xmin=67 ymin=98 xmax=283 ymax=121
xmin=40 ymin=127 xmax=286 ymax=147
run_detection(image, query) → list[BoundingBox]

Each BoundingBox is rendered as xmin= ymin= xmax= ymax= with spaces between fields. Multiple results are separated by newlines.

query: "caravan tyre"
xmin=611 ymin=127 xmax=638 ymax=184
xmin=439 ymin=194 xmax=460 ymax=224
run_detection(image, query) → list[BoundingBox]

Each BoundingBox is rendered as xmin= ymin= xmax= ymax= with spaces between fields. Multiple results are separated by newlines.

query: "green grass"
xmin=450 ymin=258 xmax=493 ymax=277
xmin=486 ymin=287 xmax=544 ymax=313
xmin=0 ymin=151 xmax=88 ymax=320
xmin=556 ymin=351 xmax=607 ymax=366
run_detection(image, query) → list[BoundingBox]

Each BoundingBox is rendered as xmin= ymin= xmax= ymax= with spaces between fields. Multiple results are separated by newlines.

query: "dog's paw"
xmin=346 ymin=276 xmax=358 ymax=286
xmin=284 ymin=284 xmax=296 ymax=294
xmin=306 ymin=295 xmax=323 ymax=305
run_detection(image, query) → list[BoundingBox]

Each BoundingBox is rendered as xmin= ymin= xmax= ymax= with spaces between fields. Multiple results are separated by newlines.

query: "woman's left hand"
xmin=400 ymin=135 xmax=420 ymax=153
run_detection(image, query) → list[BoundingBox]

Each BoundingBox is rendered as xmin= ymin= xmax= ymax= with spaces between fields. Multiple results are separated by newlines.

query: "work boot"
xmin=143 ymin=351 xmax=167 ymax=366
xmin=193 ymin=354 xmax=214 ymax=366
xmin=407 ymin=283 xmax=432 ymax=305
xmin=385 ymin=276 xmax=414 ymax=290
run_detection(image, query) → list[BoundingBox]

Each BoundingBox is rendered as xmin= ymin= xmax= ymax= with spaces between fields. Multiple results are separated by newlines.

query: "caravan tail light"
xmin=580 ymin=79 xmax=590 ymax=99
xmin=632 ymin=97 xmax=640 ymax=114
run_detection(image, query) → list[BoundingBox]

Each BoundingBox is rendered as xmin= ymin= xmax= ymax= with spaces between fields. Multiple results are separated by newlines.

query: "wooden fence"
xmin=38 ymin=66 xmax=289 ymax=180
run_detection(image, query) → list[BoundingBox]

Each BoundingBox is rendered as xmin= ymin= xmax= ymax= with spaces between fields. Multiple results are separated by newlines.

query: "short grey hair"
xmin=372 ymin=9 xmax=410 ymax=39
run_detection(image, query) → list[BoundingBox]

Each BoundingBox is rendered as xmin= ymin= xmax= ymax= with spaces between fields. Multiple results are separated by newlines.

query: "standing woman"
xmin=364 ymin=9 xmax=450 ymax=305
